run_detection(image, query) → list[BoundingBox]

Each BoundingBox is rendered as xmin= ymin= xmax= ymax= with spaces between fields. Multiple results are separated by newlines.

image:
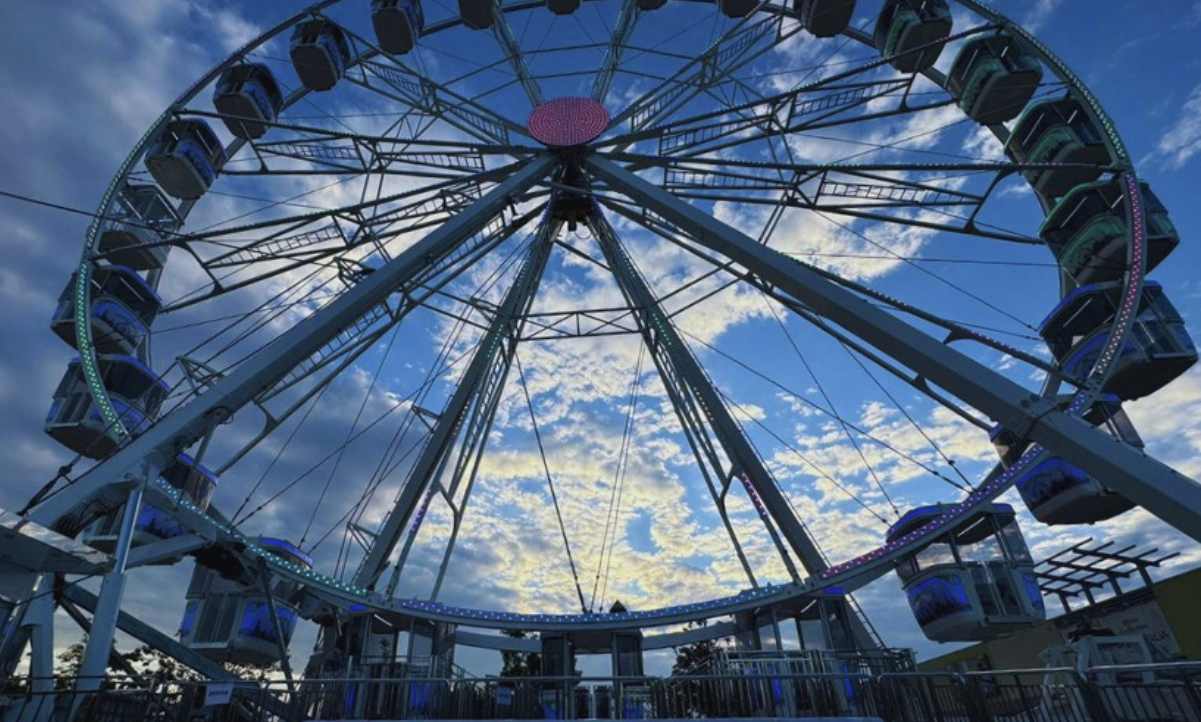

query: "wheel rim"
xmin=48 ymin=0 xmax=1177 ymax=640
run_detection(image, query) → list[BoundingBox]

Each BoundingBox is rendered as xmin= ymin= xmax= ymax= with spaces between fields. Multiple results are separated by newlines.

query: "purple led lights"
xmin=527 ymin=97 xmax=609 ymax=147
xmin=739 ymin=472 xmax=769 ymax=518
xmin=819 ymin=446 xmax=1042 ymax=579
xmin=409 ymin=486 xmax=437 ymax=536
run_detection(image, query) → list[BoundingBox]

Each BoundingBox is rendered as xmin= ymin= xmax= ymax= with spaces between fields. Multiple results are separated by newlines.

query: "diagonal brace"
xmin=590 ymin=212 xmax=811 ymax=580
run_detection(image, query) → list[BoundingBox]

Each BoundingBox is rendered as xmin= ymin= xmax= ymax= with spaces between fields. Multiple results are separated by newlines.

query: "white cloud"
xmin=1022 ymin=0 xmax=1064 ymax=33
xmin=1145 ymin=81 xmax=1201 ymax=171
xmin=7 ymin=0 xmax=1201 ymax=678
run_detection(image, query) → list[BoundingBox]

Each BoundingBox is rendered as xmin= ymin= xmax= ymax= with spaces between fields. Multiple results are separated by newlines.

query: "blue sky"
xmin=2 ymin=0 xmax=1201 ymax=676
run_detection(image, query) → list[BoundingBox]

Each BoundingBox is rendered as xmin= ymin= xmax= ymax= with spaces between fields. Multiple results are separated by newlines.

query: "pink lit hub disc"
xmin=527 ymin=97 xmax=609 ymax=147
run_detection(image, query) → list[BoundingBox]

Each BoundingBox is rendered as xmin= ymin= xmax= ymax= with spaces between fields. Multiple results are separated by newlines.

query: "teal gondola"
xmin=874 ymin=0 xmax=952 ymax=74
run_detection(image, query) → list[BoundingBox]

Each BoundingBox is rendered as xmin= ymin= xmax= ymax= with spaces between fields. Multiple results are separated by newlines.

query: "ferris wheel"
xmin=8 ymin=0 xmax=1201 ymax=690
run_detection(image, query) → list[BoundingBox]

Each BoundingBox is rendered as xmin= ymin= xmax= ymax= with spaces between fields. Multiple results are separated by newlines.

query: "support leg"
xmin=258 ymin=560 xmax=297 ymax=694
xmin=19 ymin=581 xmax=57 ymax=722
xmin=75 ymin=459 xmax=157 ymax=693
xmin=0 ymin=573 xmax=38 ymax=680
xmin=27 ymin=578 xmax=55 ymax=694
xmin=58 ymin=594 xmax=141 ymax=677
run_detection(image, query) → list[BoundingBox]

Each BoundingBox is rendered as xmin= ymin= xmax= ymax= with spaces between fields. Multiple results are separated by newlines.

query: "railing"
xmin=5 ymin=664 xmax=1201 ymax=722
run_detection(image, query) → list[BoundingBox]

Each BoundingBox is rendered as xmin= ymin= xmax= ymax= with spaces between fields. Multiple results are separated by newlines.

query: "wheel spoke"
xmin=25 ymin=0 xmax=1201 ymax=670
xmin=591 ymin=0 xmax=641 ymax=103
xmin=606 ymin=12 xmax=795 ymax=137
xmin=489 ymin=0 xmax=545 ymax=106
xmin=353 ymin=52 xmax=533 ymax=144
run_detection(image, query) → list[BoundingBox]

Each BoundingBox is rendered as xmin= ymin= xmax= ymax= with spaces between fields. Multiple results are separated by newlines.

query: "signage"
xmin=204 ymin=683 xmax=234 ymax=707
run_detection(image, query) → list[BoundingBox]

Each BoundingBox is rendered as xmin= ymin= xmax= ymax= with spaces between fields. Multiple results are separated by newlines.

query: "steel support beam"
xmin=258 ymin=561 xmax=297 ymax=693
xmin=591 ymin=0 xmax=640 ymax=103
xmin=75 ymin=460 xmax=155 ymax=693
xmin=28 ymin=155 xmax=556 ymax=535
xmin=126 ymin=534 xmax=208 ymax=568
xmin=590 ymin=211 xmax=877 ymax=649
xmin=26 ymin=579 xmax=55 ymax=698
xmin=59 ymin=584 xmax=236 ymax=681
xmin=590 ymin=213 xmax=809 ymax=580
xmin=356 ymin=220 xmax=560 ymax=592
xmin=587 ymin=154 xmax=1201 ymax=543
xmin=0 ymin=510 xmax=109 ymax=679
xmin=58 ymin=595 xmax=142 ymax=678
xmin=61 ymin=584 xmax=293 ymax=720
xmin=490 ymin=0 xmax=544 ymax=106
xmin=429 ymin=223 xmax=562 ymax=600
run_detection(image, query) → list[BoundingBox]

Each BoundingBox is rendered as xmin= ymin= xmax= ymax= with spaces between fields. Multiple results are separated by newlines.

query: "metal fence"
xmin=5 ymin=664 xmax=1201 ymax=722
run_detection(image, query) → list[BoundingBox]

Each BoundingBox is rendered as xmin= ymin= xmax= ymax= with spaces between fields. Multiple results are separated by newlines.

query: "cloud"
xmin=6 ymin=0 xmax=1201 ymax=680
xmin=1127 ymin=367 xmax=1201 ymax=479
xmin=1144 ymin=81 xmax=1201 ymax=171
xmin=1021 ymin=0 xmax=1064 ymax=33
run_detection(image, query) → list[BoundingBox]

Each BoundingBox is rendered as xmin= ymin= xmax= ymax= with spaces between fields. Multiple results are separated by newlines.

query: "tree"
xmin=671 ymin=621 xmax=721 ymax=676
xmin=52 ymin=639 xmax=272 ymax=686
xmin=55 ymin=640 xmax=87 ymax=689
xmin=500 ymin=630 xmax=541 ymax=678
xmin=670 ymin=621 xmax=732 ymax=718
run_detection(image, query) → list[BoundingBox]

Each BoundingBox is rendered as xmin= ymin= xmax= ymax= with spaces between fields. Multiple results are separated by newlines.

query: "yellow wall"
xmin=917 ymin=621 xmax=1061 ymax=672
xmin=1152 ymin=567 xmax=1201 ymax=660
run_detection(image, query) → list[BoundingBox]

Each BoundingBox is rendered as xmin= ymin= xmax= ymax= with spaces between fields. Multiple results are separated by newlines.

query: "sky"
xmin=1 ymin=0 xmax=1201 ymax=678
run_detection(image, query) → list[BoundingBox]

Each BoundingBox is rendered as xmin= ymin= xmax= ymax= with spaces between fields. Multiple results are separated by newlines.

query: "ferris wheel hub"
xmin=527 ymin=97 xmax=609 ymax=147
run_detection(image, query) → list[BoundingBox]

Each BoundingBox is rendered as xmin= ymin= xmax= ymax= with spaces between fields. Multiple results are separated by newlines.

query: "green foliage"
xmin=670 ymin=621 xmax=729 ymax=718
xmin=499 ymin=629 xmax=541 ymax=678
xmin=51 ymin=639 xmax=275 ymax=685
xmin=55 ymin=640 xmax=86 ymax=689
xmin=671 ymin=620 xmax=721 ymax=675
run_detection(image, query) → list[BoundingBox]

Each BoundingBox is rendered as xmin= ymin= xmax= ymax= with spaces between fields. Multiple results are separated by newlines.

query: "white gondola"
xmin=180 ymin=538 xmax=311 ymax=665
xmin=795 ymin=0 xmax=856 ymax=38
xmin=373 ymin=0 xmax=425 ymax=55
xmin=890 ymin=504 xmax=1045 ymax=643
xmin=1040 ymin=281 xmax=1197 ymax=400
xmin=213 ymin=63 xmax=283 ymax=140
xmin=81 ymin=454 xmax=218 ymax=561
xmin=96 ymin=184 xmax=180 ymax=271
xmin=290 ymin=19 xmax=351 ymax=92
xmin=874 ymin=0 xmax=952 ymax=74
xmin=947 ymin=34 xmax=1042 ymax=125
xmin=458 ymin=0 xmax=494 ymax=29
xmin=145 ymin=120 xmax=227 ymax=201
xmin=51 ymin=266 xmax=161 ymax=355
xmin=44 ymin=355 xmax=168 ymax=459
xmin=1040 ymin=180 xmax=1179 ymax=286
xmin=1005 ymin=96 xmax=1112 ymax=199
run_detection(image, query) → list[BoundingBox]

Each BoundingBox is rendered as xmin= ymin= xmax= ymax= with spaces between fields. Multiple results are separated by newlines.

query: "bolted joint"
xmin=1000 ymin=393 xmax=1059 ymax=441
